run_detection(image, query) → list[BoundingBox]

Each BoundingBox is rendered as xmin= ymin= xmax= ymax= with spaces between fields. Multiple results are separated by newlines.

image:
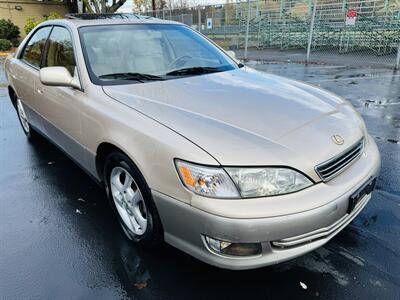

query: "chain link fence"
xmin=141 ymin=0 xmax=400 ymax=69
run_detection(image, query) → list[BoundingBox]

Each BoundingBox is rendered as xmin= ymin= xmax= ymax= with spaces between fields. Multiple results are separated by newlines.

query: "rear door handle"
xmin=37 ymin=88 xmax=43 ymax=94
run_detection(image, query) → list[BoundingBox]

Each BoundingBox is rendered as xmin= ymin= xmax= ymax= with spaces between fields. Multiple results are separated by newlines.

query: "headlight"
xmin=225 ymin=167 xmax=312 ymax=198
xmin=175 ymin=160 xmax=240 ymax=198
xmin=175 ymin=160 xmax=312 ymax=198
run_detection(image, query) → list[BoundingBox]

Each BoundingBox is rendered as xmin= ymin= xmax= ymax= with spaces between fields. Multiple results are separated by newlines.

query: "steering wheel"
xmin=168 ymin=55 xmax=192 ymax=69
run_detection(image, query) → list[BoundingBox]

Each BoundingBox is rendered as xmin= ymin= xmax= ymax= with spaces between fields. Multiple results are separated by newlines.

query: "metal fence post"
xmin=396 ymin=43 xmax=400 ymax=70
xmin=244 ymin=0 xmax=251 ymax=59
xmin=198 ymin=5 xmax=201 ymax=32
xmin=306 ymin=0 xmax=317 ymax=64
xmin=279 ymin=0 xmax=285 ymax=18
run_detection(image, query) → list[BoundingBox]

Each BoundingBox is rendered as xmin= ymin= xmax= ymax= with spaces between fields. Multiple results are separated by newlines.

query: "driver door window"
xmin=43 ymin=26 xmax=76 ymax=76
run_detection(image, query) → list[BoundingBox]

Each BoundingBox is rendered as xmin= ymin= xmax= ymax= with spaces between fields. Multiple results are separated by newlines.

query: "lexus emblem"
xmin=332 ymin=134 xmax=344 ymax=145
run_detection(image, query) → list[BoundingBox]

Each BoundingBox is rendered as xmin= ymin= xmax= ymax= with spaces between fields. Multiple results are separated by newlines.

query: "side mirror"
xmin=39 ymin=67 xmax=81 ymax=90
xmin=226 ymin=50 xmax=237 ymax=59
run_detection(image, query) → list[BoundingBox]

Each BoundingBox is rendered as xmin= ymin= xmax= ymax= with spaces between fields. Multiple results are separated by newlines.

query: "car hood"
xmin=103 ymin=68 xmax=365 ymax=180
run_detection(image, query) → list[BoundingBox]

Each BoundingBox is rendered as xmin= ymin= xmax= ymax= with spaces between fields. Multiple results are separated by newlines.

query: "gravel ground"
xmin=1 ymin=60 xmax=399 ymax=300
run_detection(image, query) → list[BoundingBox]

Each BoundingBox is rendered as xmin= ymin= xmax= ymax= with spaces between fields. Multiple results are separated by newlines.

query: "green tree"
xmin=0 ymin=19 xmax=20 ymax=46
xmin=0 ymin=39 xmax=12 ymax=51
xmin=24 ymin=13 xmax=61 ymax=35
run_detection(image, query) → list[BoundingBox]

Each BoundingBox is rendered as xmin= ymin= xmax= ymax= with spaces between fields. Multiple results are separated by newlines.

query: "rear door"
xmin=10 ymin=26 xmax=52 ymax=130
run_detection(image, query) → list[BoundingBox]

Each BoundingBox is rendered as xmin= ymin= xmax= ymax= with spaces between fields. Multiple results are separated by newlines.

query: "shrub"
xmin=24 ymin=12 xmax=61 ymax=35
xmin=24 ymin=18 xmax=40 ymax=36
xmin=0 ymin=19 xmax=20 ymax=46
xmin=0 ymin=39 xmax=12 ymax=51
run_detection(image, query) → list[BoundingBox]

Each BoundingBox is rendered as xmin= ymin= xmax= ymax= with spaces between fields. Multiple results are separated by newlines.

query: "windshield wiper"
xmin=98 ymin=72 xmax=165 ymax=82
xmin=166 ymin=67 xmax=222 ymax=76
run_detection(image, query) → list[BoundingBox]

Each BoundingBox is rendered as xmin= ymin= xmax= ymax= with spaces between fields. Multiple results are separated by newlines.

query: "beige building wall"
xmin=0 ymin=0 xmax=72 ymax=38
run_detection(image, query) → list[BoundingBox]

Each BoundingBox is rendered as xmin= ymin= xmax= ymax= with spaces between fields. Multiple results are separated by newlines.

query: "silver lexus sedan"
xmin=5 ymin=16 xmax=380 ymax=270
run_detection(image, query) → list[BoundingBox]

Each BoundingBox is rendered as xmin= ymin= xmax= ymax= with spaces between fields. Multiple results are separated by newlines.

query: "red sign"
xmin=346 ymin=9 xmax=357 ymax=18
xmin=345 ymin=9 xmax=357 ymax=26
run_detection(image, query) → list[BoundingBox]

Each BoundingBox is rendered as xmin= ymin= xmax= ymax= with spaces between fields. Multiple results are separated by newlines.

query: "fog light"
xmin=205 ymin=236 xmax=262 ymax=257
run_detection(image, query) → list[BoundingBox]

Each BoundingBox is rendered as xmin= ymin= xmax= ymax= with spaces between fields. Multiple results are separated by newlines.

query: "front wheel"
xmin=104 ymin=152 xmax=163 ymax=247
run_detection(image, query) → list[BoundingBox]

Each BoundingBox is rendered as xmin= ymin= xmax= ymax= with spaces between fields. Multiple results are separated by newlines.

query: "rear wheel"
xmin=16 ymin=98 xmax=38 ymax=141
xmin=104 ymin=152 xmax=163 ymax=247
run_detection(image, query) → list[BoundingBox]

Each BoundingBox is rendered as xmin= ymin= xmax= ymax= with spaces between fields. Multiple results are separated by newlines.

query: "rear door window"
xmin=21 ymin=27 xmax=52 ymax=68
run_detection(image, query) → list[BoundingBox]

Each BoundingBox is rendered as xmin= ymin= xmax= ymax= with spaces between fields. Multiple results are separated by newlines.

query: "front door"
xmin=34 ymin=26 xmax=87 ymax=164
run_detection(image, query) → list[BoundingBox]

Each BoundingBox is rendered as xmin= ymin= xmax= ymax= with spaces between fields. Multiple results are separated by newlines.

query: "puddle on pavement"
xmin=363 ymin=215 xmax=378 ymax=227
xmin=278 ymin=247 xmax=350 ymax=286
xmin=387 ymin=139 xmax=399 ymax=144
xmin=362 ymin=98 xmax=400 ymax=107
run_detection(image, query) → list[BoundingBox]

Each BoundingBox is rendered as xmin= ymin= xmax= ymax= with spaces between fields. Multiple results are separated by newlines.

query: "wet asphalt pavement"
xmin=1 ymin=60 xmax=399 ymax=300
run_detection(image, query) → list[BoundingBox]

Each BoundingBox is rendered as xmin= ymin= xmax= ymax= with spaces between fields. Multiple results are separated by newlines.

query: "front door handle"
xmin=37 ymin=88 xmax=43 ymax=95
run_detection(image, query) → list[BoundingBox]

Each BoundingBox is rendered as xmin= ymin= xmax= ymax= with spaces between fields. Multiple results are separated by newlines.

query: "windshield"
xmin=79 ymin=24 xmax=237 ymax=84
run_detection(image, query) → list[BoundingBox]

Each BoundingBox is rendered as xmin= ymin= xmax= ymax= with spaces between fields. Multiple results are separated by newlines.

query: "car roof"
xmin=41 ymin=14 xmax=181 ymax=29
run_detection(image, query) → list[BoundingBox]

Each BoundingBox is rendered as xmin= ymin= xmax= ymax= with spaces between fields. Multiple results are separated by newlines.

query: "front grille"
xmin=315 ymin=138 xmax=365 ymax=181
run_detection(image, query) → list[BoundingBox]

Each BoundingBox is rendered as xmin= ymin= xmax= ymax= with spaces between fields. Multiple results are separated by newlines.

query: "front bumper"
xmin=152 ymin=137 xmax=380 ymax=270
xmin=154 ymin=190 xmax=372 ymax=270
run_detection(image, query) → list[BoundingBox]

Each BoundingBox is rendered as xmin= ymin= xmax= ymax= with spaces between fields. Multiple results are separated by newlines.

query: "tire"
xmin=104 ymin=152 xmax=163 ymax=247
xmin=15 ymin=98 xmax=39 ymax=141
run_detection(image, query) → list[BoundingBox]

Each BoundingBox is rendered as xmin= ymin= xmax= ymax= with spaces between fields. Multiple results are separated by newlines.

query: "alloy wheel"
xmin=110 ymin=166 xmax=148 ymax=236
